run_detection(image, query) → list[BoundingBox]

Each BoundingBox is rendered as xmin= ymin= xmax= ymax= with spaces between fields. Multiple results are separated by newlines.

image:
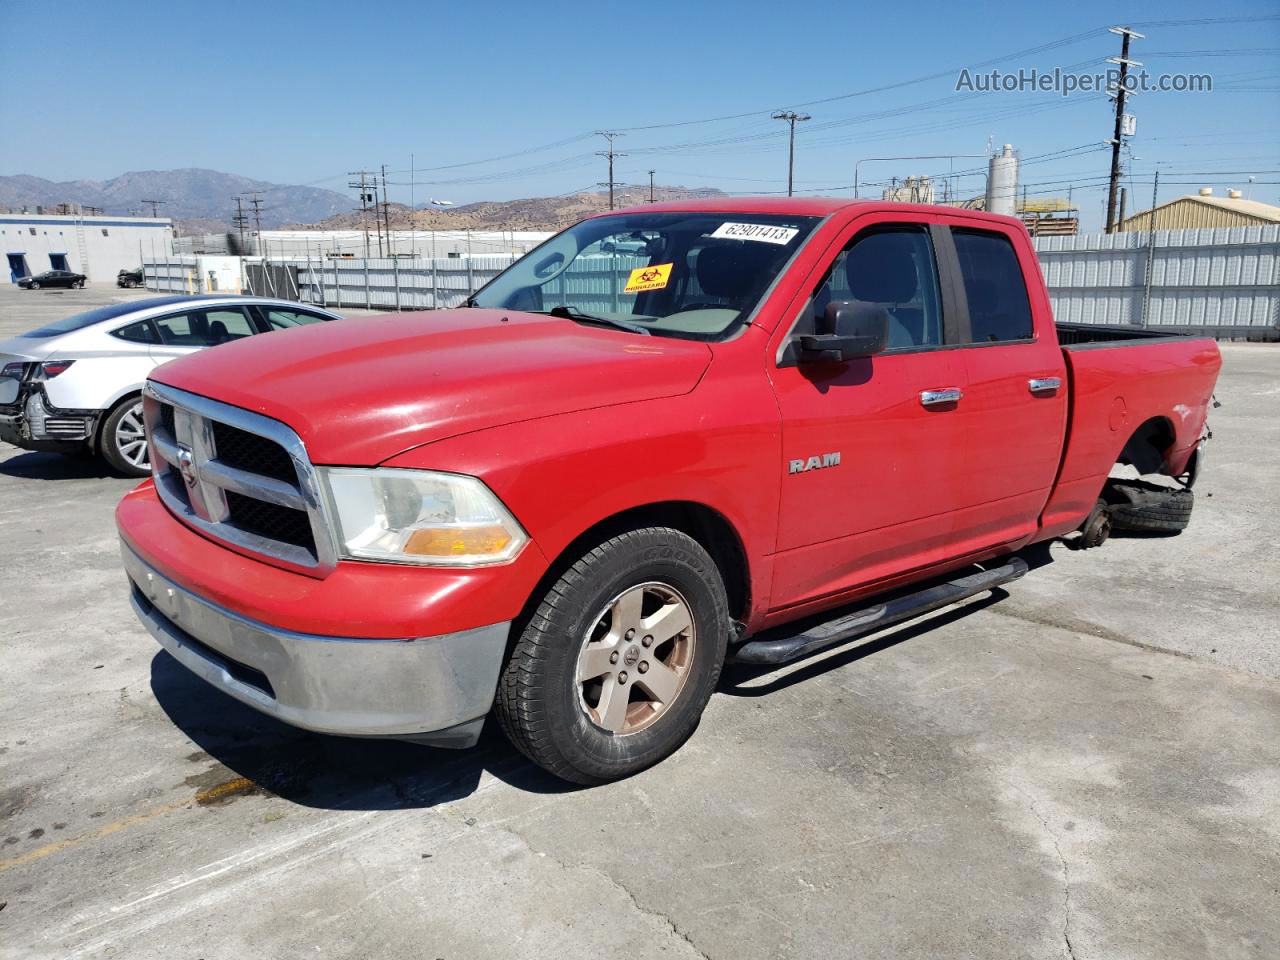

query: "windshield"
xmin=470 ymin=211 xmax=821 ymax=340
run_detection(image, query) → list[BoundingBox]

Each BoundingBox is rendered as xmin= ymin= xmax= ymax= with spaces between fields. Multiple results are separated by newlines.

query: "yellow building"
xmin=1119 ymin=189 xmax=1280 ymax=231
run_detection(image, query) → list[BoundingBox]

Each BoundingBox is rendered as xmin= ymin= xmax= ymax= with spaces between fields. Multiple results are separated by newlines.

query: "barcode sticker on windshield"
xmin=709 ymin=222 xmax=799 ymax=245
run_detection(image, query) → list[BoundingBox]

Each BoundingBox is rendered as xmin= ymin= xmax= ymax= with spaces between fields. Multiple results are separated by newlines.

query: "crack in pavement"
xmin=468 ymin=812 xmax=712 ymax=960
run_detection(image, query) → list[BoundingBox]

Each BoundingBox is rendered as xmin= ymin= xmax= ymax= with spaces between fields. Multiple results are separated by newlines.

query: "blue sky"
xmin=1 ymin=0 xmax=1276 ymax=229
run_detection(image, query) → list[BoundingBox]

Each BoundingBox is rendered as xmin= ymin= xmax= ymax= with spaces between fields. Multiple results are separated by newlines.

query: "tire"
xmin=75 ymin=279 xmax=85 ymax=289
xmin=99 ymin=397 xmax=150 ymax=477
xmin=1106 ymin=478 xmax=1193 ymax=533
xmin=496 ymin=526 xmax=730 ymax=785
xmin=29 ymin=281 xmax=39 ymax=290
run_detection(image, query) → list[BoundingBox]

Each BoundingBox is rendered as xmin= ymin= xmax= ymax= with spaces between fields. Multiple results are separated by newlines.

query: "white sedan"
xmin=0 ymin=295 xmax=344 ymax=476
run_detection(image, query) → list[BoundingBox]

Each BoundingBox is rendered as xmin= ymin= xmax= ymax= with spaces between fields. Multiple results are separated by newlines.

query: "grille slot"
xmin=225 ymin=491 xmax=316 ymax=552
xmin=145 ymin=384 xmax=336 ymax=576
xmin=212 ymin=420 xmax=298 ymax=483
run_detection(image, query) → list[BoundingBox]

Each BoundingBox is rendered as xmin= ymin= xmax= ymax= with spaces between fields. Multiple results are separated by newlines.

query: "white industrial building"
xmin=175 ymin=229 xmax=553 ymax=260
xmin=1 ymin=213 xmax=174 ymax=284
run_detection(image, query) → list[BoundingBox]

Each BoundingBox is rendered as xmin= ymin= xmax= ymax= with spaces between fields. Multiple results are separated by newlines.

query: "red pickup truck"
xmin=116 ymin=198 xmax=1221 ymax=784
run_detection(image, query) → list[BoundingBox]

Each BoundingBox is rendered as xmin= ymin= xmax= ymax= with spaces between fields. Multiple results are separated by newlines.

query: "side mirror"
xmin=798 ymin=300 xmax=889 ymax=361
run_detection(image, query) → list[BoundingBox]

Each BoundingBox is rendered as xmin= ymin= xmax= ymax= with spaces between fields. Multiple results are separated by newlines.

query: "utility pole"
xmin=771 ymin=111 xmax=811 ymax=197
xmin=1140 ymin=168 xmax=1160 ymax=327
xmin=232 ymin=196 xmax=249 ymax=254
xmin=1104 ymin=25 xmax=1143 ymax=233
xmin=648 ymin=169 xmax=656 ymax=203
xmin=246 ymin=192 xmax=265 ymax=258
xmin=348 ymin=171 xmax=374 ymax=258
xmin=595 ymin=131 xmax=626 ymax=210
xmin=381 ymin=164 xmax=393 ymax=257
xmin=140 ymin=198 xmax=167 ymax=219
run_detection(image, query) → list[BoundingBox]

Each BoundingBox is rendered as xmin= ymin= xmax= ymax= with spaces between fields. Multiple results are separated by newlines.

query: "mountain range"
xmin=0 ymin=169 xmax=350 ymax=230
xmin=0 ymin=168 xmax=728 ymax=234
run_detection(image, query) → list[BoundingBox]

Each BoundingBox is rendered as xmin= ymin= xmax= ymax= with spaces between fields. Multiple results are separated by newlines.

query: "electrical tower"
xmin=1104 ymin=25 xmax=1143 ymax=233
xmin=648 ymin=170 xmax=656 ymax=203
xmin=771 ymin=111 xmax=811 ymax=197
xmin=140 ymin=199 xmax=167 ymax=219
xmin=595 ymin=131 xmax=627 ymax=210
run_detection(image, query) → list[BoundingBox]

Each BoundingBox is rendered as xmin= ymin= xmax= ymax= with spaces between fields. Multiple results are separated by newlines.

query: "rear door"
xmin=767 ymin=213 xmax=970 ymax=610
xmin=936 ymin=220 xmax=1068 ymax=549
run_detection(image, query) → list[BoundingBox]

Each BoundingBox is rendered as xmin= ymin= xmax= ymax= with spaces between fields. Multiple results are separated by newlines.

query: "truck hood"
xmin=149 ymin=308 xmax=713 ymax=464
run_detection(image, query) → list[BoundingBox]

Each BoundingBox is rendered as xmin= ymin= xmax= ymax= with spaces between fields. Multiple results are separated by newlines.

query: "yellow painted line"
xmin=0 ymin=798 xmax=191 ymax=872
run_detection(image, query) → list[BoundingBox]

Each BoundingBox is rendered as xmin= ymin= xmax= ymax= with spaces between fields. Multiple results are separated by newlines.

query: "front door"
xmin=768 ymin=216 xmax=970 ymax=611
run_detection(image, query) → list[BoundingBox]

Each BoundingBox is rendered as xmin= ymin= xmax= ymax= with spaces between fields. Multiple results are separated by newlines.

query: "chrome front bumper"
xmin=122 ymin=544 xmax=510 ymax=747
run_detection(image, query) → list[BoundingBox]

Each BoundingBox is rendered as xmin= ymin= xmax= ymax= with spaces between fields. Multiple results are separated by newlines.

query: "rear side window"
xmin=953 ymin=229 xmax=1034 ymax=343
xmin=154 ymin=308 xmax=255 ymax=346
xmin=111 ymin=320 xmax=158 ymax=344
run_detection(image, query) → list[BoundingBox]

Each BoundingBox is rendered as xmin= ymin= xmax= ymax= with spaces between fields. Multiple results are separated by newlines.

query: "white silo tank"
xmin=985 ymin=144 xmax=1019 ymax=217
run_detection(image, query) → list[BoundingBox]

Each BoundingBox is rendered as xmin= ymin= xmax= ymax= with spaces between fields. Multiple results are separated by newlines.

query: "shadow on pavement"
xmin=0 ymin=449 xmax=117 ymax=481
xmin=149 ymin=651 xmax=577 ymax=812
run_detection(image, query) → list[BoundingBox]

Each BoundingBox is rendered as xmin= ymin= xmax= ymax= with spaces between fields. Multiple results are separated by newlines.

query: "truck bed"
xmin=1056 ymin=322 xmax=1190 ymax=348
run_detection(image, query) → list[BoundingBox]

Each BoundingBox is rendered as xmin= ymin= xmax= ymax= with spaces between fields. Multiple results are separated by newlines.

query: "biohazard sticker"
xmin=709 ymin=222 xmax=799 ymax=245
xmin=624 ymin=262 xmax=673 ymax=293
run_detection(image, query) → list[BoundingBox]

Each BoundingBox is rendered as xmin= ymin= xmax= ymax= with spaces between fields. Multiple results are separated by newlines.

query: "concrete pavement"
xmin=1 ymin=283 xmax=1276 ymax=959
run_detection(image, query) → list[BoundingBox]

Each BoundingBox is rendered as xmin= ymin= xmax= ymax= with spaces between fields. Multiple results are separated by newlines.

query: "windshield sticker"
xmin=624 ymin=262 xmax=674 ymax=293
xmin=709 ymin=222 xmax=799 ymax=245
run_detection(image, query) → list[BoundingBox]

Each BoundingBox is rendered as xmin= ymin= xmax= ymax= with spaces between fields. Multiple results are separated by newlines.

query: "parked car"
xmin=117 ymin=268 xmax=144 ymax=288
xmin=116 ymin=199 xmax=1221 ymax=784
xmin=0 ymin=295 xmax=342 ymax=476
xmin=17 ymin=269 xmax=86 ymax=290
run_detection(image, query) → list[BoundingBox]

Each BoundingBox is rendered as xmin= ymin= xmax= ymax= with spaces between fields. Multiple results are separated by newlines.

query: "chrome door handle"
xmin=920 ymin=387 xmax=963 ymax=407
xmin=1028 ymin=377 xmax=1062 ymax=394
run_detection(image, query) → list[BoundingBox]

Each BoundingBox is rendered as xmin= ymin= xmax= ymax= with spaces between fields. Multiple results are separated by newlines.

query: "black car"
xmin=117 ymin=268 xmax=143 ymax=288
xmin=18 ymin=270 xmax=87 ymax=290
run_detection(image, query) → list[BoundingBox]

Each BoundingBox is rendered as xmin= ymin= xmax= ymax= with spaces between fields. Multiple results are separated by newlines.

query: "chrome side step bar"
xmin=731 ymin=557 xmax=1029 ymax=666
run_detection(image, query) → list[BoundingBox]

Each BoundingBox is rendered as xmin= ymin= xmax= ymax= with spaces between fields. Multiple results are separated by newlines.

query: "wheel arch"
xmin=530 ymin=499 xmax=752 ymax=627
xmin=1116 ymin=415 xmax=1177 ymax=475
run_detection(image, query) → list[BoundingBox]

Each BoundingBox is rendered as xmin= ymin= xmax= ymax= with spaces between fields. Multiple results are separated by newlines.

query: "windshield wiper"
xmin=546 ymin=305 xmax=650 ymax=336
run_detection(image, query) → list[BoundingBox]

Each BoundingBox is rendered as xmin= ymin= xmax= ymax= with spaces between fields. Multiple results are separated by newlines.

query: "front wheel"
xmin=29 ymin=281 xmax=39 ymax=290
xmin=100 ymin=397 xmax=150 ymax=477
xmin=75 ymin=279 xmax=85 ymax=289
xmin=496 ymin=527 xmax=730 ymax=784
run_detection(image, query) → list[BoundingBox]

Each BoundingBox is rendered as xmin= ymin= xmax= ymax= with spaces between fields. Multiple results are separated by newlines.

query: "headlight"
xmin=321 ymin=467 xmax=527 ymax=566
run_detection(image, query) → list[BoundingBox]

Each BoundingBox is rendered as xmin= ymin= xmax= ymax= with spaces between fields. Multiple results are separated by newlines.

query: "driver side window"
xmin=808 ymin=227 xmax=943 ymax=350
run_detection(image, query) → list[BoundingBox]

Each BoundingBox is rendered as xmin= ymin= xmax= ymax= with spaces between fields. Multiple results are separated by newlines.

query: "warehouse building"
xmin=1 ymin=213 xmax=174 ymax=283
xmin=1119 ymin=189 xmax=1280 ymax=232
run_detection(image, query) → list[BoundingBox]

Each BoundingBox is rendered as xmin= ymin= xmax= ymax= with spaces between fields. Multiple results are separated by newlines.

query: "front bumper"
xmin=122 ymin=543 xmax=511 ymax=747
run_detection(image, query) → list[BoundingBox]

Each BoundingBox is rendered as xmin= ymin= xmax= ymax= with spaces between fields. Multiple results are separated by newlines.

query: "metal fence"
xmin=1032 ymin=225 xmax=1279 ymax=337
xmin=146 ymin=225 xmax=1279 ymax=339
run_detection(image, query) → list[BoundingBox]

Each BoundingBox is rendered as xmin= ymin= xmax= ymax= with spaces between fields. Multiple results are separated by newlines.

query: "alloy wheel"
xmin=113 ymin=401 xmax=149 ymax=469
xmin=576 ymin=581 xmax=696 ymax=735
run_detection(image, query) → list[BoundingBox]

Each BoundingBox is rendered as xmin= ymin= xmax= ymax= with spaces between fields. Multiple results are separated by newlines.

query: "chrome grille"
xmin=143 ymin=382 xmax=338 ymax=576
